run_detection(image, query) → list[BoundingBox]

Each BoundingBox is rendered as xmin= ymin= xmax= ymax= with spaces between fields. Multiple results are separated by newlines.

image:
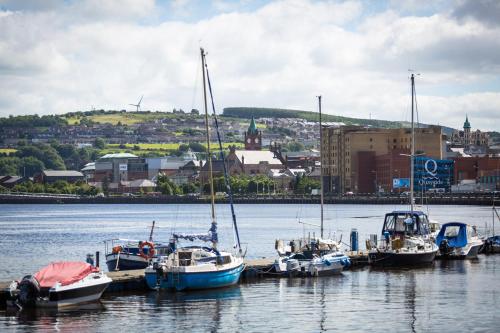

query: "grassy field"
xmin=63 ymin=112 xmax=190 ymax=125
xmin=107 ymin=143 xmax=180 ymax=150
xmin=107 ymin=142 xmax=244 ymax=150
xmin=65 ymin=116 xmax=80 ymax=125
xmin=102 ymin=142 xmax=244 ymax=157
xmin=0 ymin=148 xmax=17 ymax=155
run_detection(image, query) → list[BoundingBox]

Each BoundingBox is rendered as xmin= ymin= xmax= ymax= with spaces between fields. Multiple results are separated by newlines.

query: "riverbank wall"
xmin=1 ymin=193 xmax=499 ymax=205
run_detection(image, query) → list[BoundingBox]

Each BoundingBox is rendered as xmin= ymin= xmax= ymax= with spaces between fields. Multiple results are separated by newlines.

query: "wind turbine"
xmin=129 ymin=95 xmax=143 ymax=112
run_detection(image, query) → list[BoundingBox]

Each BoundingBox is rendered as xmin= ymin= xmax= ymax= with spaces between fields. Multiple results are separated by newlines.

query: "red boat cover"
xmin=34 ymin=262 xmax=99 ymax=288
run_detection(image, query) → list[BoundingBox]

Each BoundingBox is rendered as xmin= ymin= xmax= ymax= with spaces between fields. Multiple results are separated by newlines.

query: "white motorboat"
xmin=9 ymin=262 xmax=112 ymax=308
xmin=273 ymin=239 xmax=350 ymax=276
xmin=436 ymin=222 xmax=484 ymax=259
xmin=273 ymin=96 xmax=350 ymax=276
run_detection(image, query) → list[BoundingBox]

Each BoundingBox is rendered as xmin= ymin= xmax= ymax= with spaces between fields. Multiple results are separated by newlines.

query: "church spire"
xmin=248 ymin=116 xmax=258 ymax=134
xmin=463 ymin=114 xmax=471 ymax=129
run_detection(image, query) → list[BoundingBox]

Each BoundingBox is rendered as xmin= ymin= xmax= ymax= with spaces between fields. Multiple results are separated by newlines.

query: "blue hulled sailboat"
xmin=145 ymin=48 xmax=244 ymax=291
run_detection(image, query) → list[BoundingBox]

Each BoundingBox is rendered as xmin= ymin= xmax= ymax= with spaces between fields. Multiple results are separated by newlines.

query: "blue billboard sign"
xmin=393 ymin=178 xmax=410 ymax=189
xmin=414 ymin=156 xmax=454 ymax=192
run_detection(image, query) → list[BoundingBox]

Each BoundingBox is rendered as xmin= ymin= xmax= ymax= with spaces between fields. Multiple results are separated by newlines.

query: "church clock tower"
xmin=463 ymin=114 xmax=471 ymax=146
xmin=244 ymin=117 xmax=262 ymax=150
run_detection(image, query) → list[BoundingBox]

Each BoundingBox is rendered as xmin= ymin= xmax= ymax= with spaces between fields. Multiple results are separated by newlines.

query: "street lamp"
xmin=371 ymin=170 xmax=378 ymax=195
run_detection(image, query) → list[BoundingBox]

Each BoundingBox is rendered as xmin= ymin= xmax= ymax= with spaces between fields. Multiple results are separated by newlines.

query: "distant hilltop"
xmin=0 ymin=108 xmax=487 ymax=137
xmin=223 ymin=107 xmax=411 ymax=129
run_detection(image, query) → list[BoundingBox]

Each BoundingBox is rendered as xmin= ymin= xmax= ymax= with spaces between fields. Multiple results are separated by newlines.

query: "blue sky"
xmin=0 ymin=0 xmax=499 ymax=131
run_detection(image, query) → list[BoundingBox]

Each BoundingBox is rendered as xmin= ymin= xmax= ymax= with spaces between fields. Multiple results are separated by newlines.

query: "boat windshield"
xmin=383 ymin=212 xmax=426 ymax=236
xmin=445 ymin=226 xmax=460 ymax=237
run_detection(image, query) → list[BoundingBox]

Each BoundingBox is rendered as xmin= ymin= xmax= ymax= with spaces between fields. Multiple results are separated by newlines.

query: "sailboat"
xmin=368 ymin=74 xmax=439 ymax=267
xmin=273 ymin=96 xmax=351 ymax=276
xmin=482 ymin=197 xmax=500 ymax=253
xmin=144 ymin=48 xmax=244 ymax=290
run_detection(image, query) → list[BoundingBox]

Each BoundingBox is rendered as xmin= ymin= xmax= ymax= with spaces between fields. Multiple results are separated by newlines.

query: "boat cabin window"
xmin=156 ymin=247 xmax=169 ymax=256
xmin=216 ymin=255 xmax=232 ymax=265
xmin=178 ymin=251 xmax=192 ymax=266
xmin=383 ymin=213 xmax=421 ymax=236
xmin=445 ymin=226 xmax=460 ymax=238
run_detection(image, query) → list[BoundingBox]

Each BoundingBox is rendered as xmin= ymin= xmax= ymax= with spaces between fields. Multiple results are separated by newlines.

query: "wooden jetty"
xmin=0 ymin=254 xmax=368 ymax=307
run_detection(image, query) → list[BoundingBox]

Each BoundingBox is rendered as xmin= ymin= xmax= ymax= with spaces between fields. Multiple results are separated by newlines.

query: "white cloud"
xmin=0 ymin=0 xmax=498 ymax=131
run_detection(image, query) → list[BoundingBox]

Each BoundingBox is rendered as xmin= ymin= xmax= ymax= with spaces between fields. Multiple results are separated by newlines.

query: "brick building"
xmin=321 ymin=125 xmax=445 ymax=194
xmin=453 ymin=156 xmax=500 ymax=184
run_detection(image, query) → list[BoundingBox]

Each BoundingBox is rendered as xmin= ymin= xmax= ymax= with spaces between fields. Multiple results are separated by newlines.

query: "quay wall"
xmin=1 ymin=193 xmax=499 ymax=206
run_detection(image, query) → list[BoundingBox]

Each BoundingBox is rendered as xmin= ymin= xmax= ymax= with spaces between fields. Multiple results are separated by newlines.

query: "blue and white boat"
xmin=146 ymin=246 xmax=244 ymax=290
xmin=436 ymin=222 xmax=483 ymax=259
xmin=145 ymin=48 xmax=244 ymax=291
xmin=274 ymin=249 xmax=350 ymax=277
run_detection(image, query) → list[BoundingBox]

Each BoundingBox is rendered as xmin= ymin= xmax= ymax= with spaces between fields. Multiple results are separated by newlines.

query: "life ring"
xmin=139 ymin=241 xmax=155 ymax=259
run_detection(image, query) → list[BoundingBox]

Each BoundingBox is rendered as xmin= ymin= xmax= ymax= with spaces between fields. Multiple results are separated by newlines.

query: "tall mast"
xmin=148 ymin=220 xmax=155 ymax=242
xmin=201 ymin=48 xmax=217 ymax=249
xmin=204 ymin=53 xmax=242 ymax=254
xmin=318 ymin=95 xmax=324 ymax=239
xmin=410 ymin=74 xmax=415 ymax=213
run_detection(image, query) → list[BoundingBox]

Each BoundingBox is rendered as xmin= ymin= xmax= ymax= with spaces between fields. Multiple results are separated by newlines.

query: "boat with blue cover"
xmin=145 ymin=48 xmax=244 ymax=291
xmin=436 ymin=222 xmax=483 ymax=259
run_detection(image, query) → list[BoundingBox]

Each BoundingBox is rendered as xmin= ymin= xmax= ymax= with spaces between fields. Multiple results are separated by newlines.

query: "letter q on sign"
xmin=424 ymin=159 xmax=438 ymax=177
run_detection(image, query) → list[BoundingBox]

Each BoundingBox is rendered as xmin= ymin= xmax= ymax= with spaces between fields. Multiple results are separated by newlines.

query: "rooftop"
xmin=43 ymin=170 xmax=84 ymax=177
xmin=234 ymin=150 xmax=283 ymax=165
xmin=99 ymin=153 xmax=138 ymax=159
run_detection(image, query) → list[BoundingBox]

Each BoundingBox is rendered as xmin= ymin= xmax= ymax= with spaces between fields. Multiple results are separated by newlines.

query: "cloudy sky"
xmin=0 ymin=0 xmax=499 ymax=131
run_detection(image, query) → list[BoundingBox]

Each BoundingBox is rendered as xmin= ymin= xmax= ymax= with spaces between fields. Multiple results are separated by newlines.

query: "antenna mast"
xmin=410 ymin=74 xmax=415 ymax=213
xmin=201 ymin=48 xmax=217 ymax=249
xmin=318 ymin=95 xmax=324 ymax=239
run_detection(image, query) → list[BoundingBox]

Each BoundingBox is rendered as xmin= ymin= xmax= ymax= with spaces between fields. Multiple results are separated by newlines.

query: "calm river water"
xmin=1 ymin=204 xmax=499 ymax=332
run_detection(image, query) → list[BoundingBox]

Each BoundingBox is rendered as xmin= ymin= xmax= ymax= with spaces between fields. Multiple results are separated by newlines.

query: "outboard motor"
xmin=439 ymin=239 xmax=452 ymax=256
xmin=17 ymin=275 xmax=40 ymax=307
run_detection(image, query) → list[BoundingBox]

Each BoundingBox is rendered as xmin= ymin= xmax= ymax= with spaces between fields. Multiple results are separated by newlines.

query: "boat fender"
xmin=341 ymin=258 xmax=351 ymax=267
xmin=384 ymin=231 xmax=390 ymax=244
xmin=17 ymin=275 xmax=40 ymax=307
xmin=139 ymin=241 xmax=155 ymax=260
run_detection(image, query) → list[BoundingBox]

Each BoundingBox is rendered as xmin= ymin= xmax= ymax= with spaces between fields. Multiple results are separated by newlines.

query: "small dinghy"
xmin=9 ymin=262 xmax=112 ymax=309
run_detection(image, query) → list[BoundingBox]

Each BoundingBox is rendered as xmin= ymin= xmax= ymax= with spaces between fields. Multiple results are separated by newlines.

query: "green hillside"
xmin=223 ymin=107 xmax=409 ymax=128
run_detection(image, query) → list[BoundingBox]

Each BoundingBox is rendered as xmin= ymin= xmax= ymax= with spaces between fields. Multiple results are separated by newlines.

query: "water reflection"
xmin=436 ymin=258 xmax=477 ymax=274
xmin=2 ymin=302 xmax=105 ymax=332
xmin=405 ymin=272 xmax=417 ymax=333
xmin=144 ymin=286 xmax=242 ymax=333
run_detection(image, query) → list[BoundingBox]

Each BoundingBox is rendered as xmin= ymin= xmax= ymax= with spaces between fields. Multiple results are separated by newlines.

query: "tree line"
xmin=0 ymin=140 xmax=101 ymax=177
